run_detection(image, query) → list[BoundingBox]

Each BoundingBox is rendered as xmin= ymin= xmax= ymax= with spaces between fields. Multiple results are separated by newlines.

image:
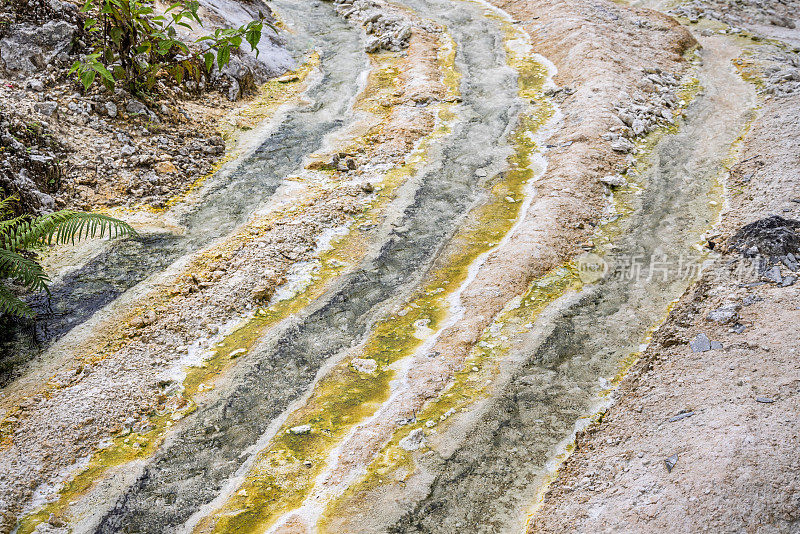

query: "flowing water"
xmin=5 ymin=0 xmax=758 ymax=531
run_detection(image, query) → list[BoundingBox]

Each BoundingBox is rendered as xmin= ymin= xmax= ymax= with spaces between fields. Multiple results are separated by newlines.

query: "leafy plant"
xmin=71 ymin=0 xmax=272 ymax=94
xmin=0 ymin=197 xmax=137 ymax=317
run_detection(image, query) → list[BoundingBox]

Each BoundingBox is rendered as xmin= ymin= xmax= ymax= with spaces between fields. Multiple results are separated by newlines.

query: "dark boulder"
xmin=729 ymin=215 xmax=800 ymax=260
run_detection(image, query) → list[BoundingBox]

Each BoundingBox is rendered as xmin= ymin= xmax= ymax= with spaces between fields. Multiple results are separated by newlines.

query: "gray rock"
xmin=780 ymin=274 xmax=797 ymax=287
xmin=707 ymin=304 xmax=739 ymax=324
xmin=0 ymin=21 xmax=76 ymax=73
xmin=731 ymin=216 xmax=800 ymax=260
xmin=783 ymin=253 xmax=798 ymax=271
xmin=632 ymin=118 xmax=646 ymax=136
xmin=120 ymin=144 xmax=137 ymax=157
xmin=28 ymin=79 xmax=44 ymax=92
xmin=396 ymin=24 xmax=412 ymax=41
xmin=732 ymin=324 xmax=746 ymax=334
xmin=351 ymin=358 xmax=378 ymax=374
xmin=28 ymin=154 xmax=54 ymax=165
xmin=227 ymin=78 xmax=241 ymax=101
xmin=47 ymin=512 xmax=66 ymax=528
xmin=288 ymin=424 xmax=311 ymax=435
xmin=35 ymin=101 xmax=58 ymax=116
xmin=618 ymin=111 xmax=634 ymax=127
xmin=668 ymin=411 xmax=694 ymax=422
xmin=365 ymin=36 xmax=382 ymax=53
xmin=105 ymin=101 xmax=118 ymax=118
xmin=599 ymin=174 xmax=627 ymax=188
xmin=742 ymin=294 xmax=763 ymax=306
xmin=755 ymin=397 xmax=775 ymax=403
xmin=665 ymin=454 xmax=679 ymax=473
xmin=762 ymin=265 xmax=782 ymax=284
xmin=10 ymin=168 xmax=55 ymax=213
xmin=610 ymin=137 xmax=635 ymax=154
xmin=125 ymin=100 xmax=147 ymax=115
xmin=690 ymin=333 xmax=711 ymax=352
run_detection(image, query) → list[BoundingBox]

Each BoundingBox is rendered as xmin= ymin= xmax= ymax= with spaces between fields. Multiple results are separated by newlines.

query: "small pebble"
xmin=669 ymin=411 xmax=694 ymax=422
xmin=665 ymin=454 xmax=679 ymax=473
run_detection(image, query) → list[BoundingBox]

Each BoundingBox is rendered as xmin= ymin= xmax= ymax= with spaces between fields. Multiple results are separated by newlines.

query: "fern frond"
xmin=6 ymin=211 xmax=138 ymax=251
xmin=0 ymin=196 xmax=17 ymax=216
xmin=0 ymin=248 xmax=50 ymax=292
xmin=0 ymin=214 xmax=28 ymax=239
xmin=0 ymin=284 xmax=34 ymax=318
xmin=0 ymin=200 xmax=137 ymax=318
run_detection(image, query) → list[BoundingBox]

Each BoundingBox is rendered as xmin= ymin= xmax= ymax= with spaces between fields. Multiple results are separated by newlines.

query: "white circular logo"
xmin=576 ymin=253 xmax=609 ymax=284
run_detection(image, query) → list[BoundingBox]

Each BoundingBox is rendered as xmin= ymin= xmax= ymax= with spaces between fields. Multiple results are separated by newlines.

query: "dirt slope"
xmin=528 ymin=74 xmax=800 ymax=534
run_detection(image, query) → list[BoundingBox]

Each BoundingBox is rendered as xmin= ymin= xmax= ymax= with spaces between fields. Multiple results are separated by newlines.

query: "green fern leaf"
xmin=0 ymin=199 xmax=137 ymax=318
xmin=0 ymin=285 xmax=34 ymax=318
xmin=0 ymin=196 xmax=17 ymax=216
xmin=0 ymin=248 xmax=50 ymax=292
xmin=7 ymin=211 xmax=137 ymax=251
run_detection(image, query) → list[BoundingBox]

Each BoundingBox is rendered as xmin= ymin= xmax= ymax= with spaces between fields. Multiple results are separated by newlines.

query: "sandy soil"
xmin=528 ymin=74 xmax=800 ymax=534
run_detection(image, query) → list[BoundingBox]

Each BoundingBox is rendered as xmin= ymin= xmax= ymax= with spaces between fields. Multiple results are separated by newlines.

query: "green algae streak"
xmin=13 ymin=42 xmax=436 ymax=532
xmin=318 ymin=10 xmax=570 ymax=528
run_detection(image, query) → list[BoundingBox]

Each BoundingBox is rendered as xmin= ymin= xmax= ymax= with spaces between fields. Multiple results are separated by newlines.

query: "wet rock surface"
xmin=0 ymin=0 xmax=450 ymax=529
xmin=89 ymin=2 xmax=531 ymax=529
xmin=386 ymin=23 xmax=745 ymax=531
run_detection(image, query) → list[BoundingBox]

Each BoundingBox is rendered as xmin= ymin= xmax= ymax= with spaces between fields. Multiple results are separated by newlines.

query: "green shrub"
xmin=71 ymin=0 xmax=272 ymax=94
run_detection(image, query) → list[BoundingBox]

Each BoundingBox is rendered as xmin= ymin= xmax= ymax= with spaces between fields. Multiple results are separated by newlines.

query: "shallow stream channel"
xmin=5 ymin=0 xmax=758 ymax=532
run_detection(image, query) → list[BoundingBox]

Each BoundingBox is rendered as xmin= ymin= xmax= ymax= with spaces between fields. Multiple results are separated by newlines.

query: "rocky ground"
xmin=1 ymin=0 xmax=799 ymax=531
xmin=0 ymin=0 xmax=703 ymax=526
xmin=0 ymin=0 xmax=291 ymax=214
xmin=528 ymin=5 xmax=800 ymax=532
xmin=670 ymin=0 xmax=799 ymax=35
